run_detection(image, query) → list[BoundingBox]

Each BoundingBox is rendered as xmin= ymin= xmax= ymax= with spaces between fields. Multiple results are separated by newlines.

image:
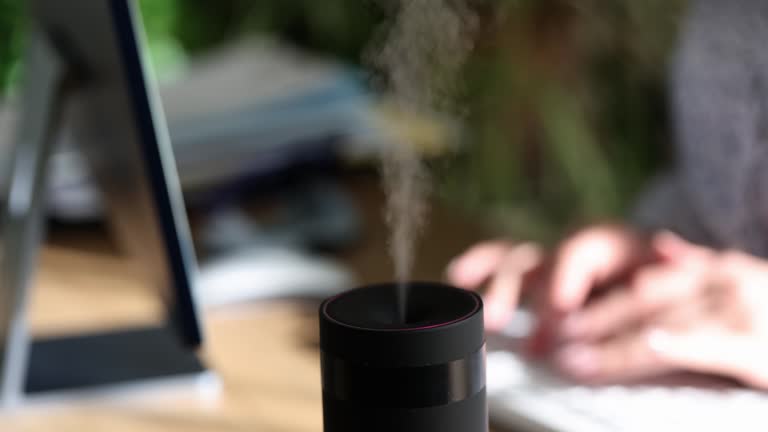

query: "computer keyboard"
xmin=486 ymin=314 xmax=768 ymax=432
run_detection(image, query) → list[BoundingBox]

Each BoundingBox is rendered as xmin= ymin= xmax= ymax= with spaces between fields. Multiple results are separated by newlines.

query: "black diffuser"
xmin=319 ymin=282 xmax=487 ymax=432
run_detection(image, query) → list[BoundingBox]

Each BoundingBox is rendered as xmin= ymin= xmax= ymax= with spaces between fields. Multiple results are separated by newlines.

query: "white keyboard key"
xmin=486 ymin=349 xmax=768 ymax=432
xmin=486 ymin=351 xmax=531 ymax=393
xmin=500 ymin=309 xmax=535 ymax=339
xmin=497 ymin=390 xmax=614 ymax=432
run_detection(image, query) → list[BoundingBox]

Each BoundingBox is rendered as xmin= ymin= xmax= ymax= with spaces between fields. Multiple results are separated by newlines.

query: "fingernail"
xmin=485 ymin=303 xmax=509 ymax=329
xmin=446 ymin=260 xmax=470 ymax=286
xmin=556 ymin=344 xmax=598 ymax=376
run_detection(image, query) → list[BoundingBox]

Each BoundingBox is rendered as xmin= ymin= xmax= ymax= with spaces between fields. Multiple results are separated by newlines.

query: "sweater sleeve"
xmin=629 ymin=172 xmax=719 ymax=248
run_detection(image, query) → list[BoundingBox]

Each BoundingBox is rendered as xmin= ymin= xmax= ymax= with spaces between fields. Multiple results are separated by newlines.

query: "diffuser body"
xmin=319 ymin=282 xmax=487 ymax=432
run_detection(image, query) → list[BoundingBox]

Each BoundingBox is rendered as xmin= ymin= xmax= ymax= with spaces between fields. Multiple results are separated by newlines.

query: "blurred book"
xmin=159 ymin=38 xmax=382 ymax=191
xmin=0 ymin=37 xmax=454 ymax=221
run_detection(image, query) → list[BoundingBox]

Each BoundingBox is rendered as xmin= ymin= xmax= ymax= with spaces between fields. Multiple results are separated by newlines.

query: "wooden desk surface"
xmin=4 ymin=245 xmax=321 ymax=432
xmin=4 ymin=174 xmax=499 ymax=431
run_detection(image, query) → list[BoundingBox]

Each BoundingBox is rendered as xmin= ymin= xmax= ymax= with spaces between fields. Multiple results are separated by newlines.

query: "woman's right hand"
xmin=449 ymin=229 xmax=768 ymax=388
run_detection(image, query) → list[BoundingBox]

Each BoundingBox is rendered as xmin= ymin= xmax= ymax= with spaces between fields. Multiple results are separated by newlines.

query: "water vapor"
xmin=366 ymin=0 xmax=477 ymax=321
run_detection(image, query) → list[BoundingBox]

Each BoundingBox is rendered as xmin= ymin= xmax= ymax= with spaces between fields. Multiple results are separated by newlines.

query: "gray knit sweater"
xmin=632 ymin=0 xmax=768 ymax=257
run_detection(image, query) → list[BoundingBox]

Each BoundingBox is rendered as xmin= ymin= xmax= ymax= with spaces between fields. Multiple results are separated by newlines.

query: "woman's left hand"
xmin=553 ymin=232 xmax=768 ymax=389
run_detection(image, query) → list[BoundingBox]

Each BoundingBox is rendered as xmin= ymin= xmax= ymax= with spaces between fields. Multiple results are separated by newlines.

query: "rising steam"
xmin=366 ymin=0 xmax=477 ymax=321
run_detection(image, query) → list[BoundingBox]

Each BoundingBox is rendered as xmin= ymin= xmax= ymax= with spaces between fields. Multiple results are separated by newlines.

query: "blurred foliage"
xmin=0 ymin=1 xmax=24 ymax=95
xmin=437 ymin=0 xmax=687 ymax=242
xmin=168 ymin=0 xmax=382 ymax=65
xmin=0 ymin=1 xmax=382 ymax=92
xmin=0 ymin=0 xmax=688 ymax=242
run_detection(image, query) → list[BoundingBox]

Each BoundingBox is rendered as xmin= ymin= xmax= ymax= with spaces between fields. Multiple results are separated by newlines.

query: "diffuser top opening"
xmin=323 ymin=282 xmax=479 ymax=331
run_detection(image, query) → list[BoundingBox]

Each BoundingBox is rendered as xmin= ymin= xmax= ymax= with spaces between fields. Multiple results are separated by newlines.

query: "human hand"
xmin=447 ymin=224 xmax=654 ymax=337
xmin=553 ymin=233 xmax=768 ymax=389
